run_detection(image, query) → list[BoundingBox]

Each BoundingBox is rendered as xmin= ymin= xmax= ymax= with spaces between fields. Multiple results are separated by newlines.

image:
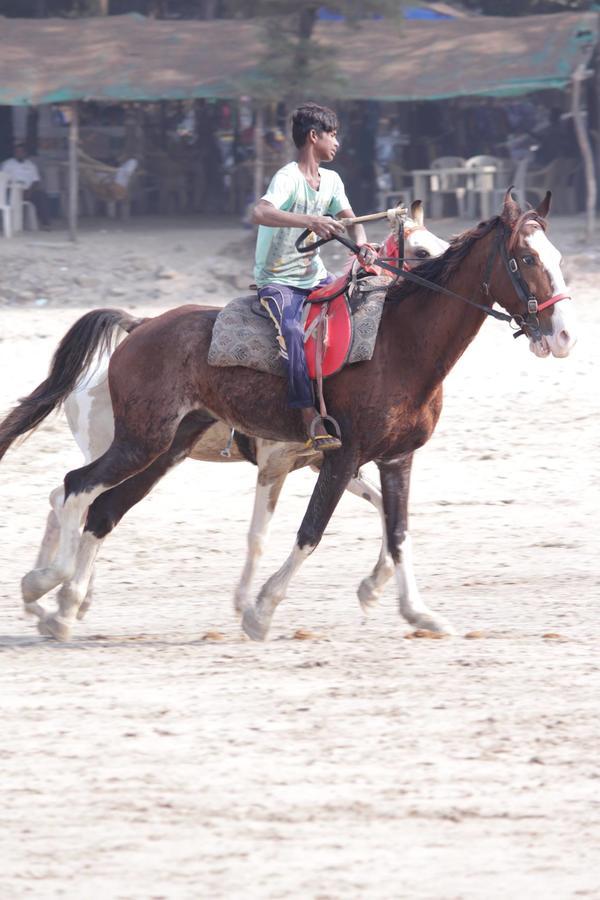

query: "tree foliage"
xmin=227 ymin=1 xmax=404 ymax=103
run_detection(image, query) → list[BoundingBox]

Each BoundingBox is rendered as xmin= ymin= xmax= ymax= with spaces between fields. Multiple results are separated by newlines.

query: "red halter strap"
xmin=537 ymin=292 xmax=571 ymax=312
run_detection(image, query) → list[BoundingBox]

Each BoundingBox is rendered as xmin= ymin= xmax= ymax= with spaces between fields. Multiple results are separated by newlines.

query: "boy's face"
xmin=311 ymin=128 xmax=339 ymax=162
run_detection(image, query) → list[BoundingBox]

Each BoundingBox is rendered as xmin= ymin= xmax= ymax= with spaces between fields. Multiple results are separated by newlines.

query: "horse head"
xmin=374 ymin=201 xmax=449 ymax=277
xmin=403 ymin=199 xmax=449 ymax=267
xmin=494 ymin=189 xmax=577 ymax=358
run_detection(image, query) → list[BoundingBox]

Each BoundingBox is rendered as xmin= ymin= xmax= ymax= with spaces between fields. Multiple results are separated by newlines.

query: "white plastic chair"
xmin=0 ymin=172 xmax=13 ymax=238
xmin=430 ymin=156 xmax=468 ymax=218
xmin=22 ymin=197 xmax=39 ymax=231
xmin=465 ymin=155 xmax=510 ymax=218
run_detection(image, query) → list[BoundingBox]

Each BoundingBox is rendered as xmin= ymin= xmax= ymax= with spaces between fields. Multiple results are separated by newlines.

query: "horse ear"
xmin=536 ymin=191 xmax=552 ymax=218
xmin=410 ymin=199 xmax=424 ymax=226
xmin=501 ymin=186 xmax=521 ymax=226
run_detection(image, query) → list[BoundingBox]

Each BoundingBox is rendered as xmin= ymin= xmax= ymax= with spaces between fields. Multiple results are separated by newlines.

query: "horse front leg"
xmin=341 ymin=469 xmax=394 ymax=611
xmin=378 ymin=454 xmax=456 ymax=635
xmin=242 ymin=446 xmax=359 ymax=641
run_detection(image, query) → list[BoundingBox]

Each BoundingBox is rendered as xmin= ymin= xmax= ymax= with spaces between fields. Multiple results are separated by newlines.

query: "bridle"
xmin=379 ymin=219 xmax=432 ymax=273
xmin=295 ymin=214 xmax=568 ymax=341
xmin=481 ymin=219 xmax=570 ymax=340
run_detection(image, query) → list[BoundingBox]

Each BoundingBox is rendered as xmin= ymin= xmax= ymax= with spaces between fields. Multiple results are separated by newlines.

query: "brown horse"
xmin=14 ymin=192 xmax=577 ymax=640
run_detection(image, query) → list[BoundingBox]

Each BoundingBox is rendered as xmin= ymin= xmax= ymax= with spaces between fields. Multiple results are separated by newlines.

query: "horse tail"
xmin=0 ymin=308 xmax=146 ymax=462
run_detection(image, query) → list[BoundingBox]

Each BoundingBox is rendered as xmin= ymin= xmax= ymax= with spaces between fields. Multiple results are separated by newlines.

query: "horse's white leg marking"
xmin=38 ymin=532 xmax=103 ymax=641
xmin=233 ymin=471 xmax=288 ymax=615
xmin=23 ymin=487 xmax=65 ymax=621
xmin=241 ymin=542 xmax=315 ymax=641
xmin=22 ymin=485 xmax=106 ymax=604
xmin=76 ymin=569 xmax=95 ymax=620
xmin=342 ymin=472 xmax=394 ymax=611
xmin=34 ymin=487 xmax=64 ymax=569
xmin=396 ymin=533 xmax=455 ymax=634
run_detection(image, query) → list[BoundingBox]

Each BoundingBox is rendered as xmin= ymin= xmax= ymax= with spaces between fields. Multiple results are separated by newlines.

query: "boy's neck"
xmin=296 ymin=145 xmax=322 ymax=182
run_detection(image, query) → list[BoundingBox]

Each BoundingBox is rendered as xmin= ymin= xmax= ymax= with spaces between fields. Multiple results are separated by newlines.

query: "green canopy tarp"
xmin=0 ymin=10 xmax=597 ymax=106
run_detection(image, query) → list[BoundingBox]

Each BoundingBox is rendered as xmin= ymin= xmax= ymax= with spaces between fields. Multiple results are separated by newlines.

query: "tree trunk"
xmin=571 ymin=64 xmax=596 ymax=241
xmin=68 ymin=103 xmax=79 ymax=243
xmin=253 ymin=103 xmax=265 ymax=207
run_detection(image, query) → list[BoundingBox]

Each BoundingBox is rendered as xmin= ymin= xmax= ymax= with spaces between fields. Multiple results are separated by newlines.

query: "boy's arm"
xmin=252 ymin=198 xmax=344 ymax=240
xmin=337 ymin=208 xmax=368 ymax=246
xmin=337 ymin=208 xmax=377 ymax=266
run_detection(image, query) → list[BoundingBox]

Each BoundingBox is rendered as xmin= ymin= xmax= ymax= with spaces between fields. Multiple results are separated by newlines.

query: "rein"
xmin=295 ymin=216 xmax=566 ymax=340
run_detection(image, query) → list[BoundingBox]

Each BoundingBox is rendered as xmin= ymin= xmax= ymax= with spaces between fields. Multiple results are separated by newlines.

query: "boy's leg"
xmin=259 ymin=284 xmax=341 ymax=449
xmin=259 ymin=285 xmax=313 ymax=408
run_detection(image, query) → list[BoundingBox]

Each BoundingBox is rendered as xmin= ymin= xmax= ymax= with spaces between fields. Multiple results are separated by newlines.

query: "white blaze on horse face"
xmin=526 ymin=228 xmax=577 ymax=359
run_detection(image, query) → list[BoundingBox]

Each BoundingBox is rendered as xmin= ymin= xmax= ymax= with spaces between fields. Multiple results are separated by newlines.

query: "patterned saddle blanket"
xmin=208 ymin=274 xmax=389 ymax=379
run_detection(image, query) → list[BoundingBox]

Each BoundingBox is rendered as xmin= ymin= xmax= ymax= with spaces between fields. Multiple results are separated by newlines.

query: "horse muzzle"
xmin=529 ymin=296 xmax=577 ymax=358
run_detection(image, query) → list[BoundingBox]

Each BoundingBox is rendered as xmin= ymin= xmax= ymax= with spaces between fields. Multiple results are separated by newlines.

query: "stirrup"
xmin=306 ymin=414 xmax=342 ymax=450
xmin=309 ymin=414 xmax=342 ymax=441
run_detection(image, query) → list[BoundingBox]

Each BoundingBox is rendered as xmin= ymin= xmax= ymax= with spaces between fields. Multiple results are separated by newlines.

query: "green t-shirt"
xmin=254 ymin=161 xmax=350 ymax=289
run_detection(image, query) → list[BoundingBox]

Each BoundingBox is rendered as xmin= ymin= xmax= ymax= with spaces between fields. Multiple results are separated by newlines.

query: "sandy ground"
xmin=0 ymin=214 xmax=599 ymax=899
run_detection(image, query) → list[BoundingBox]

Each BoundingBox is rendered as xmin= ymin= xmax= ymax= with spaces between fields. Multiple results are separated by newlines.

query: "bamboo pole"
xmin=68 ymin=102 xmax=79 ymax=243
xmin=571 ymin=63 xmax=596 ymax=241
xmin=342 ymin=205 xmax=408 ymax=227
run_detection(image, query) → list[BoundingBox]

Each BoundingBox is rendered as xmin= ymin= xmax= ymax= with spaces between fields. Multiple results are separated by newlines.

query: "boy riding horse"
xmin=252 ymin=103 xmax=376 ymax=451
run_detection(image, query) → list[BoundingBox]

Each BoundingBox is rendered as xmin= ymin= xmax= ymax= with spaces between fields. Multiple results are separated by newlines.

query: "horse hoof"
xmin=241 ymin=606 xmax=270 ymax=642
xmin=76 ymin=600 xmax=91 ymax=621
xmin=37 ymin=615 xmax=72 ymax=642
xmin=357 ymin=578 xmax=380 ymax=612
xmin=409 ymin=612 xmax=456 ymax=636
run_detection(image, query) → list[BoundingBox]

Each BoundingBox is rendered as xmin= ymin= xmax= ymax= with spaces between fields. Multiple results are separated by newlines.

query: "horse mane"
xmin=387 ymin=210 xmax=548 ymax=302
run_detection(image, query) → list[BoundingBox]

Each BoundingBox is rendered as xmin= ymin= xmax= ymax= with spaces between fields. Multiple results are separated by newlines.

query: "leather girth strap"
xmin=314 ymin=302 xmax=328 ymax=417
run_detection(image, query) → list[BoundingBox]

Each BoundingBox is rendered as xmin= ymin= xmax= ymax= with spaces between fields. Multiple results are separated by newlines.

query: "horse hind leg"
xmin=38 ymin=411 xmax=215 ymax=640
xmin=37 ymin=531 xmax=102 ymax=641
xmin=76 ymin=569 xmax=95 ymax=620
xmin=20 ymin=486 xmax=65 ymax=622
xmin=22 ymin=432 xmax=161 ymax=608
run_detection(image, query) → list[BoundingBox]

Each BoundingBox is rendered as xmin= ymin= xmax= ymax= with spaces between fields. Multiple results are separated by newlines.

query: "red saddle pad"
xmin=304 ymin=283 xmax=353 ymax=380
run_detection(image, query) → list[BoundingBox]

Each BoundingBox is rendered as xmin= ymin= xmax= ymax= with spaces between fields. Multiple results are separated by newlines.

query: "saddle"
xmin=303 ymin=273 xmax=354 ymax=379
xmin=210 ymin=232 xmax=405 ymax=380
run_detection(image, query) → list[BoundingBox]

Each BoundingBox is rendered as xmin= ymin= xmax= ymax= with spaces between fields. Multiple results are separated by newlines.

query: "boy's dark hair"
xmin=291 ymin=103 xmax=338 ymax=149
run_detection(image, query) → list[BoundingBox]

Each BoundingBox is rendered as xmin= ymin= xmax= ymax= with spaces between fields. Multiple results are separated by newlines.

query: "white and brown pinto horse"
xmin=3 ymin=191 xmax=575 ymax=643
xmin=0 ymin=204 xmax=448 ymax=638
